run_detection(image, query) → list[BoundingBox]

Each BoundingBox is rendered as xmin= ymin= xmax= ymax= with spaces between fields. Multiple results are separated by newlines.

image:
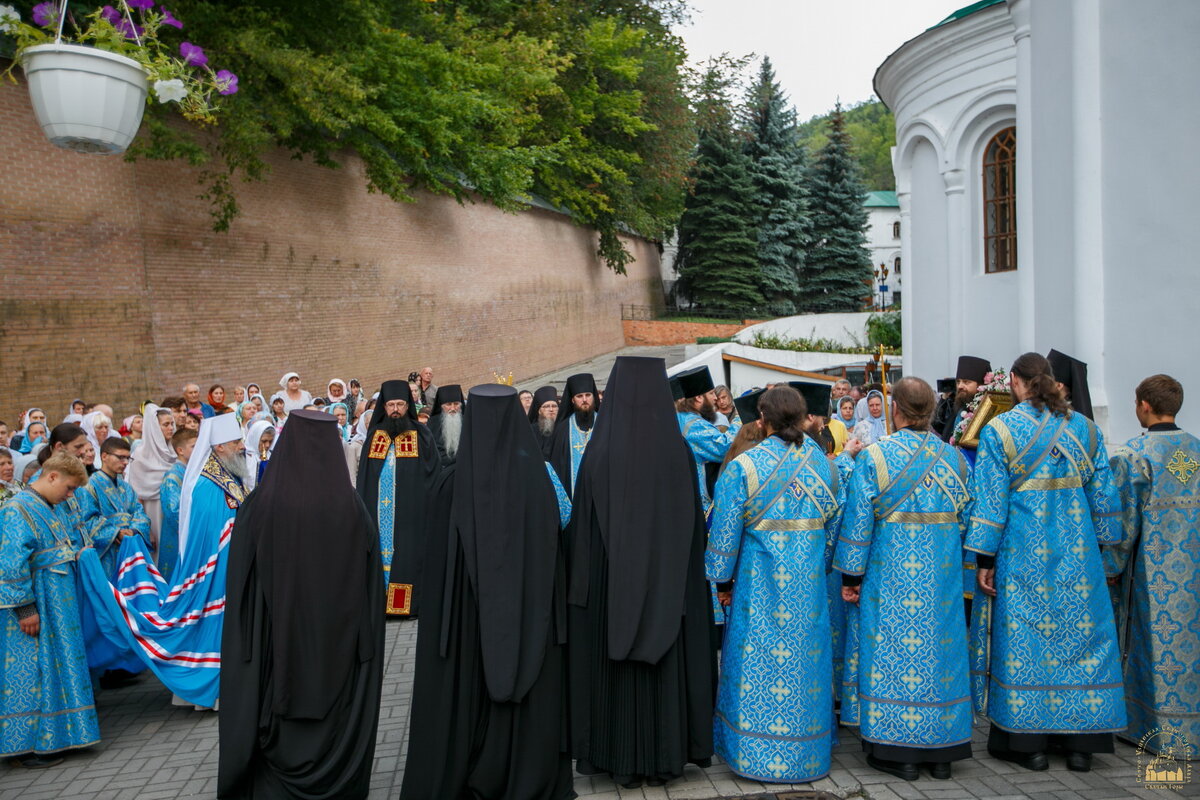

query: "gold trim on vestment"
xmin=1016 ymin=476 xmax=1084 ymax=492
xmin=753 ymin=518 xmax=825 ymax=531
xmin=885 ymin=511 xmax=959 ymax=524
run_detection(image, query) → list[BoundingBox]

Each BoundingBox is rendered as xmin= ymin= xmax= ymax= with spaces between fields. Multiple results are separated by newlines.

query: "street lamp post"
xmin=874 ymin=263 xmax=891 ymax=310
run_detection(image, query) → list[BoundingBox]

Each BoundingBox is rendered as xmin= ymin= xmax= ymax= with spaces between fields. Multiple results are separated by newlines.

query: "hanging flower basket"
xmin=1 ymin=2 xmax=239 ymax=155
xmin=21 ymin=43 xmax=148 ymax=155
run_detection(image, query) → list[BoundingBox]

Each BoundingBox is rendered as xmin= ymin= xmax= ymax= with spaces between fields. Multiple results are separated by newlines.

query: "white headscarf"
xmin=126 ymin=404 xmax=177 ymax=501
xmin=64 ymin=413 xmax=84 ymax=425
xmin=350 ymin=411 xmax=372 ymax=444
xmin=80 ymin=411 xmax=110 ymax=469
xmin=20 ymin=408 xmax=43 ymax=434
xmin=242 ymin=419 xmax=275 ymax=492
xmin=279 ymin=372 xmax=300 ymax=389
xmin=177 ymin=414 xmax=242 ymax=558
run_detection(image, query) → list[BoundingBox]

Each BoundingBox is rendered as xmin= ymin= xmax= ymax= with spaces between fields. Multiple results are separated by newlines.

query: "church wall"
xmin=1095 ymin=0 xmax=1200 ymax=442
xmin=0 ymin=81 xmax=664 ymax=417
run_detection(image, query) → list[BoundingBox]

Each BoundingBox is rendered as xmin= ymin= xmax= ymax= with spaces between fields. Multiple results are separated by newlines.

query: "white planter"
xmin=21 ymin=43 xmax=149 ymax=155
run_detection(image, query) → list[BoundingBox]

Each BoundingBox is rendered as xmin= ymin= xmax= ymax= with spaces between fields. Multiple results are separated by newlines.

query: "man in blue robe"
xmin=835 ymin=377 xmax=973 ymax=781
xmin=707 ymin=386 xmax=842 ymax=783
xmin=0 ymin=453 xmax=99 ymax=768
xmin=672 ymin=366 xmax=739 ymax=514
xmin=77 ymin=438 xmax=151 ymax=580
xmin=548 ymin=373 xmax=601 ymax=498
xmin=965 ymin=353 xmax=1125 ymax=772
xmin=1104 ymin=374 xmax=1200 ymax=756
xmin=157 ymin=427 xmax=196 ymax=585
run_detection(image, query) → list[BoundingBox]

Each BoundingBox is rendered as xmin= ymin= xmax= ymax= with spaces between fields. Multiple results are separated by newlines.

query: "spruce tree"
xmin=802 ymin=103 xmax=873 ymax=312
xmin=742 ymin=57 xmax=811 ymax=315
xmin=676 ymin=64 xmax=763 ymax=313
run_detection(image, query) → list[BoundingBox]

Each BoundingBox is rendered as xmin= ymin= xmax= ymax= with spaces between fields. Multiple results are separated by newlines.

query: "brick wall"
xmin=0 ymin=80 xmax=664 ymax=420
xmin=622 ymin=319 xmax=763 ymax=346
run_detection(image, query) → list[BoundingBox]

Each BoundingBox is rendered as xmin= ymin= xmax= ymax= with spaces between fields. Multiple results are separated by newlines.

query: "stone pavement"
xmin=3 ymin=618 xmax=1197 ymax=799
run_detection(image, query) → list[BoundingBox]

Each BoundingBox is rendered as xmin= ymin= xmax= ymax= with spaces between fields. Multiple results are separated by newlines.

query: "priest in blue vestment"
xmin=835 ymin=377 xmax=973 ymax=781
xmin=0 ymin=454 xmax=99 ymax=767
xmin=77 ymin=413 xmax=246 ymax=709
xmin=672 ymin=365 xmax=739 ymax=514
xmin=548 ymin=373 xmax=601 ymax=498
xmin=965 ymin=353 xmax=1125 ymax=773
xmin=707 ymin=386 xmax=842 ymax=783
xmin=1104 ymin=374 xmax=1200 ymax=757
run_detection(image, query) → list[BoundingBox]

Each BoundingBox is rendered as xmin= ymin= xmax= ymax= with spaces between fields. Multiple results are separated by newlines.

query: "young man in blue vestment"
xmin=965 ymin=353 xmax=1125 ymax=773
xmin=835 ymin=377 xmax=973 ymax=782
xmin=0 ymin=453 xmax=100 ymax=768
xmin=77 ymin=438 xmax=151 ymax=580
xmin=1104 ymin=374 xmax=1200 ymax=756
xmin=707 ymin=386 xmax=842 ymax=784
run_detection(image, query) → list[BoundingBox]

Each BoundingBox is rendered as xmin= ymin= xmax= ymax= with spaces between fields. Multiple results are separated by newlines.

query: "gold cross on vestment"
xmin=1081 ymin=691 xmax=1106 ymax=712
xmin=1166 ymin=450 xmax=1199 ymax=484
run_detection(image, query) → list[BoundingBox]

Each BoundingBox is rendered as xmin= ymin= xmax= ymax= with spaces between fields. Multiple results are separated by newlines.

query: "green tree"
xmin=802 ymin=103 xmax=873 ymax=312
xmin=6 ymin=1 xmax=696 ymax=272
xmin=675 ymin=60 xmax=762 ymax=313
xmin=741 ymin=56 xmax=810 ymax=315
xmin=797 ymin=98 xmax=896 ymax=190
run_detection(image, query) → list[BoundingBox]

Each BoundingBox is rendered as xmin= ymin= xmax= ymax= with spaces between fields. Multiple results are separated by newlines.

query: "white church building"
xmin=875 ymin=0 xmax=1198 ymax=443
xmin=864 ymin=191 xmax=902 ymax=309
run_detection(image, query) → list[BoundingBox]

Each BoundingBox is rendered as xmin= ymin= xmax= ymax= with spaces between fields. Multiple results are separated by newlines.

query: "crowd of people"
xmin=0 ymin=352 xmax=1195 ymax=799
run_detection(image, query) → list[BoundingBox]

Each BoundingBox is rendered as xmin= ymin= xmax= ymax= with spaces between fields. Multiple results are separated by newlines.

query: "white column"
xmin=1007 ymin=0 xmax=1036 ymax=351
xmin=1071 ymin=0 xmax=1107 ymax=425
xmin=942 ymin=168 xmax=967 ymax=364
xmin=897 ymin=190 xmax=914 ymax=363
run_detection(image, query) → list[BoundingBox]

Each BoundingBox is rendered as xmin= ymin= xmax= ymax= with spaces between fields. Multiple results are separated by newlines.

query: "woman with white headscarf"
xmin=80 ymin=411 xmax=113 ymax=470
xmin=278 ymin=372 xmax=312 ymax=412
xmin=851 ymin=390 xmax=889 ymax=446
xmin=243 ymin=419 xmax=276 ymax=492
xmin=126 ymin=404 xmax=178 ymax=548
xmin=8 ymin=407 xmax=45 ymax=452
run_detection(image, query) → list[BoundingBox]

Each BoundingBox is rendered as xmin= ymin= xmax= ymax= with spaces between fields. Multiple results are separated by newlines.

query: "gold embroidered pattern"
xmin=200 ymin=455 xmax=246 ymax=505
xmin=368 ymin=430 xmax=391 ymax=460
xmin=754 ymin=518 xmax=825 ymax=531
xmin=394 ymin=430 xmax=418 ymax=458
xmin=886 ymin=511 xmax=959 ymax=524
xmin=1166 ymin=450 xmax=1199 ymax=485
xmin=1017 ymin=476 xmax=1084 ymax=492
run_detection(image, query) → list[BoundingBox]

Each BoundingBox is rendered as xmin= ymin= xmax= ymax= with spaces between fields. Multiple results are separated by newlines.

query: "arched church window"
xmin=892 ymin=221 xmax=900 ymax=238
xmin=894 ymin=256 xmax=901 ymax=275
xmin=983 ymin=127 xmax=1017 ymax=273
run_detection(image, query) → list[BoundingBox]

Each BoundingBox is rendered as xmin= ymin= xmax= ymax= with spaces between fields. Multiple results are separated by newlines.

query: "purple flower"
xmin=116 ymin=18 xmax=143 ymax=39
xmin=127 ymin=0 xmax=154 ymax=8
xmin=215 ymin=69 xmax=238 ymax=96
xmin=31 ymin=1 xmax=57 ymax=27
xmin=161 ymin=7 xmax=182 ymax=29
xmin=180 ymin=41 xmax=208 ymax=67
xmin=100 ymin=5 xmax=121 ymax=24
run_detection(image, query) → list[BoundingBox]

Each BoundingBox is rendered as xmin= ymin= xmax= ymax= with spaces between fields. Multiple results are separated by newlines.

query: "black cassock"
xmin=567 ymin=356 xmax=715 ymax=784
xmin=401 ymin=385 xmax=573 ymax=800
xmin=218 ymin=410 xmax=384 ymax=800
xmin=356 ymin=380 xmax=441 ymax=616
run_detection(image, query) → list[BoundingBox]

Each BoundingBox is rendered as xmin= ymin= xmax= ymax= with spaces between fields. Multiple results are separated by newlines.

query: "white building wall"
xmin=876 ymin=0 xmax=1199 ymax=441
xmin=865 ymin=206 xmax=902 ymax=307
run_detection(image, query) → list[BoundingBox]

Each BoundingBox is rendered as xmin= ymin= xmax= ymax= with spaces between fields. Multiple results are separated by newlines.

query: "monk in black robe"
xmin=1048 ymin=348 xmax=1094 ymax=419
xmin=401 ymin=385 xmax=573 ymax=800
xmin=568 ymin=356 xmax=715 ymax=788
xmin=425 ymin=384 xmax=465 ymax=467
xmin=939 ymin=355 xmax=991 ymax=442
xmin=548 ymin=373 xmax=601 ymax=498
xmin=528 ymin=385 xmax=559 ymax=459
xmin=356 ymin=379 xmax=440 ymax=617
xmin=218 ymin=410 xmax=384 ymax=799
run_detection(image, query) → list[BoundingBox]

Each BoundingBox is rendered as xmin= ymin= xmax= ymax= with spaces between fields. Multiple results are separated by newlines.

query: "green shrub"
xmin=866 ymin=311 xmax=902 ymax=349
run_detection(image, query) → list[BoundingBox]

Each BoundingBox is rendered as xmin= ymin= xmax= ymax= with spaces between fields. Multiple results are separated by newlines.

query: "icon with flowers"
xmin=950 ymin=367 xmax=1012 ymax=447
xmin=1 ymin=0 xmax=238 ymax=125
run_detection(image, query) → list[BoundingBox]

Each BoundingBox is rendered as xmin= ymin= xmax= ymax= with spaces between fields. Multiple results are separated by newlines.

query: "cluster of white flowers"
xmin=0 ymin=4 xmax=20 ymax=33
xmin=153 ymin=78 xmax=187 ymax=104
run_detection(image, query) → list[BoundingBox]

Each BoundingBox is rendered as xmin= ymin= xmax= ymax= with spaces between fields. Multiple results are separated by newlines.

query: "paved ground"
xmin=519 ymin=345 xmax=691 ymax=393
xmin=3 ymin=619 xmax=1196 ymax=799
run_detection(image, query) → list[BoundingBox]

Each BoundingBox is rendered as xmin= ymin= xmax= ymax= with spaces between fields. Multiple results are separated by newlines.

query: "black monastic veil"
xmin=218 ymin=410 xmax=384 ymax=799
xmin=402 ymin=384 xmax=572 ymax=800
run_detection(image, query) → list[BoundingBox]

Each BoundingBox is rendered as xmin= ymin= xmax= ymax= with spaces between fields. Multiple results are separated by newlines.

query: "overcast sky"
xmin=674 ymin=0 xmax=965 ymax=120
